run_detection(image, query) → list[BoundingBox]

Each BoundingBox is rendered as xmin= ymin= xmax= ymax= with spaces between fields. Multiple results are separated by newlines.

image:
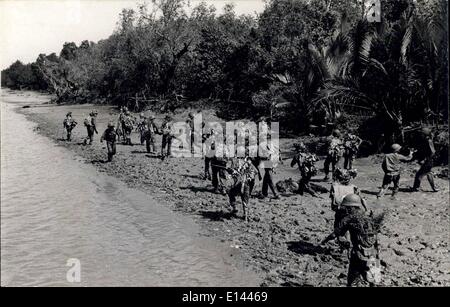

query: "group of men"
xmin=63 ymin=106 xmax=176 ymax=161
xmin=377 ymin=128 xmax=440 ymax=198
xmin=61 ymin=108 xmax=441 ymax=287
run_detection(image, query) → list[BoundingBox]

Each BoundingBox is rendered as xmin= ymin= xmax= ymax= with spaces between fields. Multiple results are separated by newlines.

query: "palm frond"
xmin=307 ymin=43 xmax=330 ymax=81
xmin=311 ymin=76 xmax=377 ymax=116
xmin=400 ymin=15 xmax=414 ymax=65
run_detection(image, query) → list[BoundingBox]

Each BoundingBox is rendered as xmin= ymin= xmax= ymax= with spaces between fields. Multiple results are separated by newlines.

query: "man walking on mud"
xmin=144 ymin=114 xmax=159 ymax=154
xmin=202 ymin=124 xmax=215 ymax=180
xmin=377 ymin=144 xmax=415 ymax=198
xmin=100 ymin=122 xmax=117 ymax=162
xmin=186 ymin=112 xmax=196 ymax=154
xmin=260 ymin=140 xmax=281 ymax=200
xmin=116 ymin=106 xmax=126 ymax=143
xmin=84 ymin=110 xmax=98 ymax=145
xmin=412 ymin=128 xmax=439 ymax=192
xmin=211 ymin=142 xmax=228 ymax=194
xmin=323 ymin=129 xmax=344 ymax=181
xmin=160 ymin=115 xmax=174 ymax=160
xmin=63 ymin=111 xmax=77 ymax=141
xmin=290 ymin=142 xmax=319 ymax=197
xmin=137 ymin=113 xmax=148 ymax=145
xmin=321 ymin=194 xmax=382 ymax=287
xmin=121 ymin=109 xmax=135 ymax=146
xmin=343 ymin=132 xmax=362 ymax=170
xmin=226 ymin=157 xmax=258 ymax=221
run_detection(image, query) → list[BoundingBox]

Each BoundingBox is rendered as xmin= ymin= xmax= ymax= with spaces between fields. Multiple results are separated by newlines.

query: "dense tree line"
xmin=1 ymin=0 xmax=448 ymax=139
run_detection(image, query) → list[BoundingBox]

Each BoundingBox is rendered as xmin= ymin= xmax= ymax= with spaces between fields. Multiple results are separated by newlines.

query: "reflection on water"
xmin=0 ymin=91 xmax=258 ymax=286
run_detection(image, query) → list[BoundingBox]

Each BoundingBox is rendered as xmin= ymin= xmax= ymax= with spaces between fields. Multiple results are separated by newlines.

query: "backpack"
xmin=123 ymin=116 xmax=133 ymax=129
xmin=84 ymin=117 xmax=91 ymax=127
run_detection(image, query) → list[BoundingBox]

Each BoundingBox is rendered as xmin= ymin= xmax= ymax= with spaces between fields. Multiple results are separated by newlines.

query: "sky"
xmin=0 ymin=0 xmax=266 ymax=70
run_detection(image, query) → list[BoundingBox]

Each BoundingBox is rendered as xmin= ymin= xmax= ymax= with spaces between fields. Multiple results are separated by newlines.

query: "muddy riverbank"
xmin=5 ymin=89 xmax=449 ymax=286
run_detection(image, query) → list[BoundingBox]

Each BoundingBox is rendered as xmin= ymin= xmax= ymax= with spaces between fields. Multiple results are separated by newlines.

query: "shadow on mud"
xmin=145 ymin=154 xmax=162 ymax=159
xmin=91 ymin=159 xmax=108 ymax=164
xmin=280 ymin=280 xmax=315 ymax=287
xmin=200 ymin=210 xmax=234 ymax=221
xmin=180 ymin=186 xmax=214 ymax=194
xmin=286 ymin=240 xmax=331 ymax=256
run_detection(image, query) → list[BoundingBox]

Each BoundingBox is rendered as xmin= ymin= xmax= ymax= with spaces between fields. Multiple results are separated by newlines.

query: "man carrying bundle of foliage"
xmin=330 ymin=168 xmax=366 ymax=211
xmin=137 ymin=113 xmax=148 ymax=145
xmin=329 ymin=168 xmax=368 ymax=249
xmin=116 ymin=106 xmax=126 ymax=143
xmin=321 ymin=194 xmax=382 ymax=287
xmin=323 ymin=129 xmax=344 ymax=181
xmin=226 ymin=157 xmax=259 ymax=222
xmin=143 ymin=114 xmax=159 ymax=154
xmin=160 ymin=115 xmax=174 ymax=160
xmin=290 ymin=142 xmax=319 ymax=197
xmin=63 ymin=112 xmax=77 ymax=141
xmin=83 ymin=110 xmax=98 ymax=145
xmin=121 ymin=109 xmax=135 ymax=146
xmin=100 ymin=121 xmax=117 ymax=162
xmin=343 ymin=132 xmax=362 ymax=170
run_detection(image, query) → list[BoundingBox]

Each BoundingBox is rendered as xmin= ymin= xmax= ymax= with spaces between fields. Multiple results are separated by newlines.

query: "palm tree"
xmin=308 ymin=19 xmax=386 ymax=121
xmin=312 ymin=1 xmax=447 ymax=142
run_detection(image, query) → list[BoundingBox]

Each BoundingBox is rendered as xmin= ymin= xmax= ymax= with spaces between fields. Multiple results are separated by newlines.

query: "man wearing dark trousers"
xmin=412 ymin=128 xmax=439 ymax=192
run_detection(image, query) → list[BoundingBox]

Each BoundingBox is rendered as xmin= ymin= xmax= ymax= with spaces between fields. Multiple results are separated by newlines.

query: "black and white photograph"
xmin=0 ymin=0 xmax=448 ymax=290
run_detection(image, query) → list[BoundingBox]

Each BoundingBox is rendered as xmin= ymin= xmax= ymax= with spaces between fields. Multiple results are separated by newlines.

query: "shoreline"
xmin=5 ymin=89 xmax=449 ymax=286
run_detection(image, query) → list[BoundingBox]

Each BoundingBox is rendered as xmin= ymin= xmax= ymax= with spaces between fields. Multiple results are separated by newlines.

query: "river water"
xmin=0 ymin=91 xmax=258 ymax=287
